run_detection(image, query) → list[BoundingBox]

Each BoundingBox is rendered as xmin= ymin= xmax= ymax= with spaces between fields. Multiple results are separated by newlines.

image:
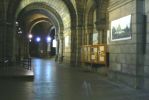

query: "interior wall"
xmin=108 ymin=0 xmax=137 ymax=87
xmin=63 ymin=29 xmax=72 ymax=64
xmin=0 ymin=1 xmax=16 ymax=62
xmin=144 ymin=0 xmax=149 ymax=89
xmin=108 ymin=0 xmax=147 ymax=89
xmin=0 ymin=1 xmax=4 ymax=59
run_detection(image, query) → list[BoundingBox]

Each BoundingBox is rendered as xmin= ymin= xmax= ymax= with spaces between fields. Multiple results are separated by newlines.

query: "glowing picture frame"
xmin=111 ymin=15 xmax=131 ymax=41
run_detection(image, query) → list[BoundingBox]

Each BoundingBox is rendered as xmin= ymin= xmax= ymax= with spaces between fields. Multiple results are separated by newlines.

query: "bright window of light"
xmin=52 ymin=39 xmax=57 ymax=47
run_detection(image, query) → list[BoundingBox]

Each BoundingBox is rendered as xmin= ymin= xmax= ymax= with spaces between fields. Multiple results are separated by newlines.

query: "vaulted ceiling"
xmin=5 ymin=0 xmax=78 ymax=37
xmin=4 ymin=0 xmax=108 ymax=37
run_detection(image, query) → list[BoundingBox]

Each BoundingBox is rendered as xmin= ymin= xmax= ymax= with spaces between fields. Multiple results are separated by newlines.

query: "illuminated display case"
xmin=81 ymin=44 xmax=107 ymax=65
xmin=87 ymin=45 xmax=91 ymax=62
xmin=98 ymin=44 xmax=106 ymax=64
xmin=91 ymin=45 xmax=98 ymax=63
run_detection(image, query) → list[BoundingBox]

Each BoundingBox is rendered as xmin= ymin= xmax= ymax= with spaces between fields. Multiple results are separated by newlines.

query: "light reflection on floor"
xmin=33 ymin=58 xmax=57 ymax=82
xmin=0 ymin=58 xmax=149 ymax=100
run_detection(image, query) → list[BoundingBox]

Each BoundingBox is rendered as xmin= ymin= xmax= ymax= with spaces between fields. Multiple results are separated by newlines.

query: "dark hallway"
xmin=1 ymin=0 xmax=149 ymax=99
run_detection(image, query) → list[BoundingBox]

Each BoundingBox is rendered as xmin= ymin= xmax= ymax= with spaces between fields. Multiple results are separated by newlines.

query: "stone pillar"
xmin=25 ymin=40 xmax=29 ymax=58
xmin=58 ymin=34 xmax=64 ymax=62
xmin=95 ymin=0 xmax=108 ymax=44
xmin=135 ymin=0 xmax=145 ymax=89
xmin=75 ymin=26 xmax=83 ymax=65
xmin=0 ymin=1 xmax=6 ymax=60
xmin=87 ymin=25 xmax=93 ymax=45
xmin=70 ymin=27 xmax=77 ymax=64
xmin=55 ymin=34 xmax=59 ymax=60
xmin=0 ymin=0 xmax=16 ymax=62
xmin=12 ymin=23 xmax=17 ymax=61
xmin=0 ymin=23 xmax=6 ymax=59
xmin=6 ymin=24 xmax=16 ymax=62
xmin=0 ymin=1 xmax=4 ymax=58
xmin=82 ymin=25 xmax=85 ymax=45
xmin=75 ymin=5 xmax=84 ymax=65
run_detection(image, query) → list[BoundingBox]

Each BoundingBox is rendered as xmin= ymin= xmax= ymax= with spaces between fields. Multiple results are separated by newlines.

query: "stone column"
xmin=75 ymin=26 xmax=83 ymax=65
xmin=0 ymin=23 xmax=6 ymax=59
xmin=70 ymin=27 xmax=77 ymax=64
xmin=55 ymin=34 xmax=59 ymax=61
xmin=135 ymin=0 xmax=145 ymax=89
xmin=0 ymin=0 xmax=16 ymax=62
xmin=95 ymin=0 xmax=108 ymax=44
xmin=58 ymin=34 xmax=64 ymax=62
xmin=75 ymin=5 xmax=84 ymax=65
xmin=25 ymin=39 xmax=29 ymax=58
xmin=0 ymin=1 xmax=6 ymax=60
xmin=82 ymin=25 xmax=86 ymax=45
xmin=87 ymin=25 xmax=93 ymax=45
xmin=12 ymin=23 xmax=17 ymax=61
xmin=0 ymin=2 xmax=4 ymax=59
xmin=6 ymin=24 xmax=16 ymax=62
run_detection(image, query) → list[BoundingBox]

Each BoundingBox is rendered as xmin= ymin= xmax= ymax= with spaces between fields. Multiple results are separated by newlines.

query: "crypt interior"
xmin=0 ymin=0 xmax=149 ymax=100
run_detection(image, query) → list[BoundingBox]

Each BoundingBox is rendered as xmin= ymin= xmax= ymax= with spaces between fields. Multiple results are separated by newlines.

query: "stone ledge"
xmin=0 ymin=67 xmax=34 ymax=80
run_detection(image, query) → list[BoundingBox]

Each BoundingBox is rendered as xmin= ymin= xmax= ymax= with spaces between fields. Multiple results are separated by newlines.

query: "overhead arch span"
xmin=16 ymin=1 xmax=71 ymax=32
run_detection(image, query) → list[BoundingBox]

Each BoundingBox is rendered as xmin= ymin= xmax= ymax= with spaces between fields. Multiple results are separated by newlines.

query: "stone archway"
xmin=3 ymin=0 xmax=77 ymax=64
xmin=15 ymin=0 xmax=76 ymax=63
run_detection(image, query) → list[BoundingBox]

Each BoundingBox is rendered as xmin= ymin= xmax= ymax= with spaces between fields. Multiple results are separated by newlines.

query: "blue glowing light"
xmin=36 ymin=37 xmax=41 ymax=42
xmin=47 ymin=36 xmax=51 ymax=42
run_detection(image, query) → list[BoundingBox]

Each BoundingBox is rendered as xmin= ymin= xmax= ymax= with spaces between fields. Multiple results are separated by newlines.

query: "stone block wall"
xmin=108 ymin=0 xmax=149 ymax=89
xmin=0 ymin=24 xmax=5 ymax=59
xmin=0 ymin=2 xmax=4 ymax=59
xmin=108 ymin=0 xmax=138 ymax=87
xmin=144 ymin=0 xmax=149 ymax=89
xmin=0 ymin=1 xmax=7 ymax=60
xmin=63 ymin=29 xmax=71 ymax=64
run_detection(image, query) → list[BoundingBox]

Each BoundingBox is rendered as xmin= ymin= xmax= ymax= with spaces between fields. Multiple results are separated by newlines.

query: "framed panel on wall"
xmin=93 ymin=33 xmax=98 ymax=45
xmin=81 ymin=46 xmax=84 ymax=62
xmin=87 ymin=46 xmax=91 ymax=62
xmin=84 ymin=46 xmax=88 ymax=62
xmin=98 ymin=45 xmax=106 ymax=64
xmin=91 ymin=46 xmax=98 ymax=63
xmin=111 ymin=15 xmax=131 ymax=41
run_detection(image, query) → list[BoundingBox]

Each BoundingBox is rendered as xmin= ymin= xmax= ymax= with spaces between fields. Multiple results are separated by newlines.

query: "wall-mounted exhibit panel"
xmin=81 ymin=44 xmax=107 ymax=65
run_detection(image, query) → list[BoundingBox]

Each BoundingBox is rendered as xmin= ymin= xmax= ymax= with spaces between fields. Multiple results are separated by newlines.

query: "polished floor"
xmin=0 ymin=58 xmax=149 ymax=100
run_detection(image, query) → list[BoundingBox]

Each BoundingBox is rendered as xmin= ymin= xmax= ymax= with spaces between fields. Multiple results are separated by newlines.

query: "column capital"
xmin=95 ymin=21 xmax=107 ymax=30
